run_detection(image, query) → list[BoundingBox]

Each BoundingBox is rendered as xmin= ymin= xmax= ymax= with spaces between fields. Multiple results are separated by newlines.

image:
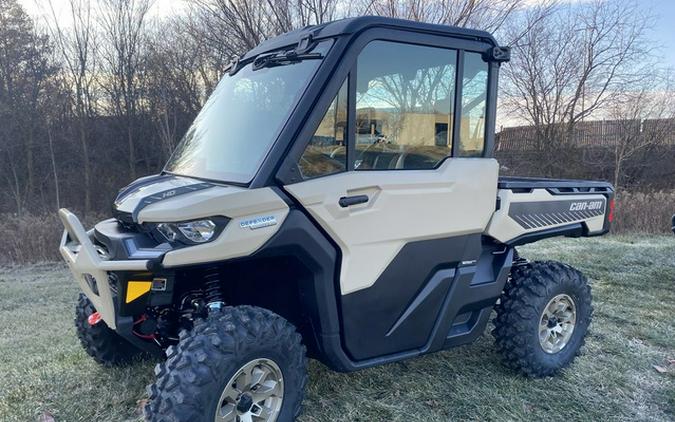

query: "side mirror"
xmin=483 ymin=46 xmax=510 ymax=63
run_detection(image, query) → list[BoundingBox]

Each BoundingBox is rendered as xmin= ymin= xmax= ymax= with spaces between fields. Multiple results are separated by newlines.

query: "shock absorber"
xmin=203 ymin=266 xmax=225 ymax=312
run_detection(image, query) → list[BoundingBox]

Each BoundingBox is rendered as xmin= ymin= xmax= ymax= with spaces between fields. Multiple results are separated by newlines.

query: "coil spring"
xmin=203 ymin=266 xmax=223 ymax=308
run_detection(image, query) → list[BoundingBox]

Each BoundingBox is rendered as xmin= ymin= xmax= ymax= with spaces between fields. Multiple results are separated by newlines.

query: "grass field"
xmin=0 ymin=235 xmax=673 ymax=422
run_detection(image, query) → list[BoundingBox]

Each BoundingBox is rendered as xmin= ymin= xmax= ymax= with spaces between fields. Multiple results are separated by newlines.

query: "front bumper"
xmin=58 ymin=208 xmax=151 ymax=329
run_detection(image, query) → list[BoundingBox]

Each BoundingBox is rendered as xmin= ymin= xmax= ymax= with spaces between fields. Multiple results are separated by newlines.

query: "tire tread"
xmin=144 ymin=305 xmax=307 ymax=422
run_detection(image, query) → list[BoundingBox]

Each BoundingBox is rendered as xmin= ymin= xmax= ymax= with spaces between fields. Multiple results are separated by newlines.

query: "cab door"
xmin=284 ymin=40 xmax=499 ymax=360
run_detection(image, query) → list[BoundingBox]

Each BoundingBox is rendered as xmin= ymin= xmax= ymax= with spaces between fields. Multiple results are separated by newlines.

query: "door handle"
xmin=339 ymin=194 xmax=369 ymax=208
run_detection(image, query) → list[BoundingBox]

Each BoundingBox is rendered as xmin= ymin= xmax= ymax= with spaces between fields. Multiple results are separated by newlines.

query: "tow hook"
xmin=88 ymin=311 xmax=103 ymax=326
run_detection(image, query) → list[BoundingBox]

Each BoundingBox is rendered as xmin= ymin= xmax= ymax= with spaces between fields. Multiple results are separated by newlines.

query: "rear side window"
xmin=353 ymin=41 xmax=457 ymax=170
xmin=458 ymin=52 xmax=488 ymax=156
xmin=298 ymin=79 xmax=348 ymax=179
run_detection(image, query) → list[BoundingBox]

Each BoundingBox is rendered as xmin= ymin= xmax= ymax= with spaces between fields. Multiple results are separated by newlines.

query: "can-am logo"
xmin=239 ymin=215 xmax=277 ymax=230
xmin=569 ymin=201 xmax=603 ymax=212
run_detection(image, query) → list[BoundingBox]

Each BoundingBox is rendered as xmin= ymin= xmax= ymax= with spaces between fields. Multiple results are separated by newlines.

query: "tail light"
xmin=608 ymin=198 xmax=615 ymax=223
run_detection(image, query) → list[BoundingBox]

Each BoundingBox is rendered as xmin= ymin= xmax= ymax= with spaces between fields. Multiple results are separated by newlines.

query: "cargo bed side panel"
xmin=485 ymin=188 xmax=608 ymax=244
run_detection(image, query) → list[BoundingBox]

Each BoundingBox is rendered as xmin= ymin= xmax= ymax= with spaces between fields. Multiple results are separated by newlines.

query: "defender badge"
xmin=240 ymin=215 xmax=277 ymax=230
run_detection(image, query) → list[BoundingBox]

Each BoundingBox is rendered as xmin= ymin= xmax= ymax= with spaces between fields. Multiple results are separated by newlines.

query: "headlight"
xmin=177 ymin=220 xmax=216 ymax=243
xmin=156 ymin=223 xmax=180 ymax=242
xmin=152 ymin=217 xmax=227 ymax=245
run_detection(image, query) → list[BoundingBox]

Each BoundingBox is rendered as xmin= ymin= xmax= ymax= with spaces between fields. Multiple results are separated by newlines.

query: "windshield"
xmin=164 ymin=40 xmax=332 ymax=183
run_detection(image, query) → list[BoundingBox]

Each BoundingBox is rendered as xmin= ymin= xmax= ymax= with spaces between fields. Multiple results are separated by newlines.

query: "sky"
xmin=647 ymin=0 xmax=675 ymax=69
xmin=17 ymin=0 xmax=675 ymax=68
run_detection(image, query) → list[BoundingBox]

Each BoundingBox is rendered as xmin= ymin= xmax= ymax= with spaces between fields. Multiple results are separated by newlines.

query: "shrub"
xmin=0 ymin=212 xmax=105 ymax=264
xmin=613 ymin=190 xmax=675 ymax=234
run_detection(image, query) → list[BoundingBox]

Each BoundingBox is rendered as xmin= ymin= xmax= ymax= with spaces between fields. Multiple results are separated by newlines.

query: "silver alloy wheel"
xmin=215 ymin=358 xmax=284 ymax=422
xmin=538 ymin=294 xmax=577 ymax=354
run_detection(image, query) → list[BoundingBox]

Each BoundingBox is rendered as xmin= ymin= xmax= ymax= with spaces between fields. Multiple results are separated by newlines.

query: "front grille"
xmin=108 ymin=273 xmax=119 ymax=296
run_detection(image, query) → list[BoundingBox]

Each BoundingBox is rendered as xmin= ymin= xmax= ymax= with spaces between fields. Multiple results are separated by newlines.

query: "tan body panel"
xmin=137 ymin=187 xmax=289 ymax=267
xmin=485 ymin=188 xmax=607 ymax=243
xmin=285 ymin=158 xmax=499 ymax=294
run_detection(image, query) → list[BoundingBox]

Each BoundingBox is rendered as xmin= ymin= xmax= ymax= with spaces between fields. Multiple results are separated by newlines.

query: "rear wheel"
xmin=145 ymin=305 xmax=307 ymax=422
xmin=492 ymin=261 xmax=592 ymax=377
xmin=74 ymin=293 xmax=141 ymax=366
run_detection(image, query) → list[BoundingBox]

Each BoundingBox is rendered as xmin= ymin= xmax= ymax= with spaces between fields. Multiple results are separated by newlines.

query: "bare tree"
xmin=0 ymin=0 xmax=57 ymax=215
xmin=144 ymin=20 xmax=206 ymax=162
xmin=46 ymin=0 xmax=97 ymax=214
xmin=357 ymin=0 xmax=535 ymax=34
xmin=297 ymin=0 xmax=338 ymax=25
xmin=608 ymin=73 xmax=675 ymax=188
xmin=98 ymin=0 xmax=153 ymax=179
xmin=46 ymin=119 xmax=61 ymax=209
xmin=501 ymin=0 xmax=655 ymax=176
xmin=190 ymin=0 xmax=339 ymax=66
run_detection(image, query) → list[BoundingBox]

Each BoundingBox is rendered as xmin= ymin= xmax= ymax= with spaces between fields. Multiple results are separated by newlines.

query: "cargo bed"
xmin=498 ymin=176 xmax=613 ymax=194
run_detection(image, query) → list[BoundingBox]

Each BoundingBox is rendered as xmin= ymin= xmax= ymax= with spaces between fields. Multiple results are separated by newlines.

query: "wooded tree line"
xmin=0 ymin=0 xmax=672 ymax=217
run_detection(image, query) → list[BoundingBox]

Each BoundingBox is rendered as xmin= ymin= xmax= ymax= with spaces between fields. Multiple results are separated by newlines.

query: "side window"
xmin=458 ymin=52 xmax=488 ymax=156
xmin=298 ymin=79 xmax=348 ymax=178
xmin=354 ymin=41 xmax=457 ymax=170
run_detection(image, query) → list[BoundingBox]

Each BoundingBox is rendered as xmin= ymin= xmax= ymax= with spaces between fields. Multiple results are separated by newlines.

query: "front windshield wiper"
xmin=228 ymin=34 xmax=323 ymax=75
xmin=251 ymin=50 xmax=323 ymax=71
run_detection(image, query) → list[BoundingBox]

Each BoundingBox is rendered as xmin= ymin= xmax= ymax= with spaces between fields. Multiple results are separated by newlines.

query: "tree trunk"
xmin=9 ymin=161 xmax=23 ymax=217
xmin=80 ymin=118 xmax=91 ymax=216
xmin=128 ymin=116 xmax=136 ymax=180
xmin=613 ymin=145 xmax=622 ymax=189
xmin=26 ymin=122 xmax=34 ymax=198
xmin=47 ymin=122 xmax=60 ymax=210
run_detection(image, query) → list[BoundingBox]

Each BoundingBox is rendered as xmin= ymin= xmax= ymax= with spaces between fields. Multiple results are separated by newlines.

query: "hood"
xmin=114 ymin=175 xmax=230 ymax=223
xmin=113 ymin=174 xmax=286 ymax=225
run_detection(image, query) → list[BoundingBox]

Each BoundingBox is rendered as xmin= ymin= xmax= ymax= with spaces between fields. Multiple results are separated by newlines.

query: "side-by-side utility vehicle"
xmin=59 ymin=17 xmax=615 ymax=422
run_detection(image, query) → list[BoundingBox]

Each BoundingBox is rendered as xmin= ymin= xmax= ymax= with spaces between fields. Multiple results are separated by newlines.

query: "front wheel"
xmin=492 ymin=261 xmax=593 ymax=377
xmin=145 ymin=306 xmax=307 ymax=422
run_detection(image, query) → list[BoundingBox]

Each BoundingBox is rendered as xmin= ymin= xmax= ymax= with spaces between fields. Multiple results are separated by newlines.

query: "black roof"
xmin=242 ymin=16 xmax=498 ymax=59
